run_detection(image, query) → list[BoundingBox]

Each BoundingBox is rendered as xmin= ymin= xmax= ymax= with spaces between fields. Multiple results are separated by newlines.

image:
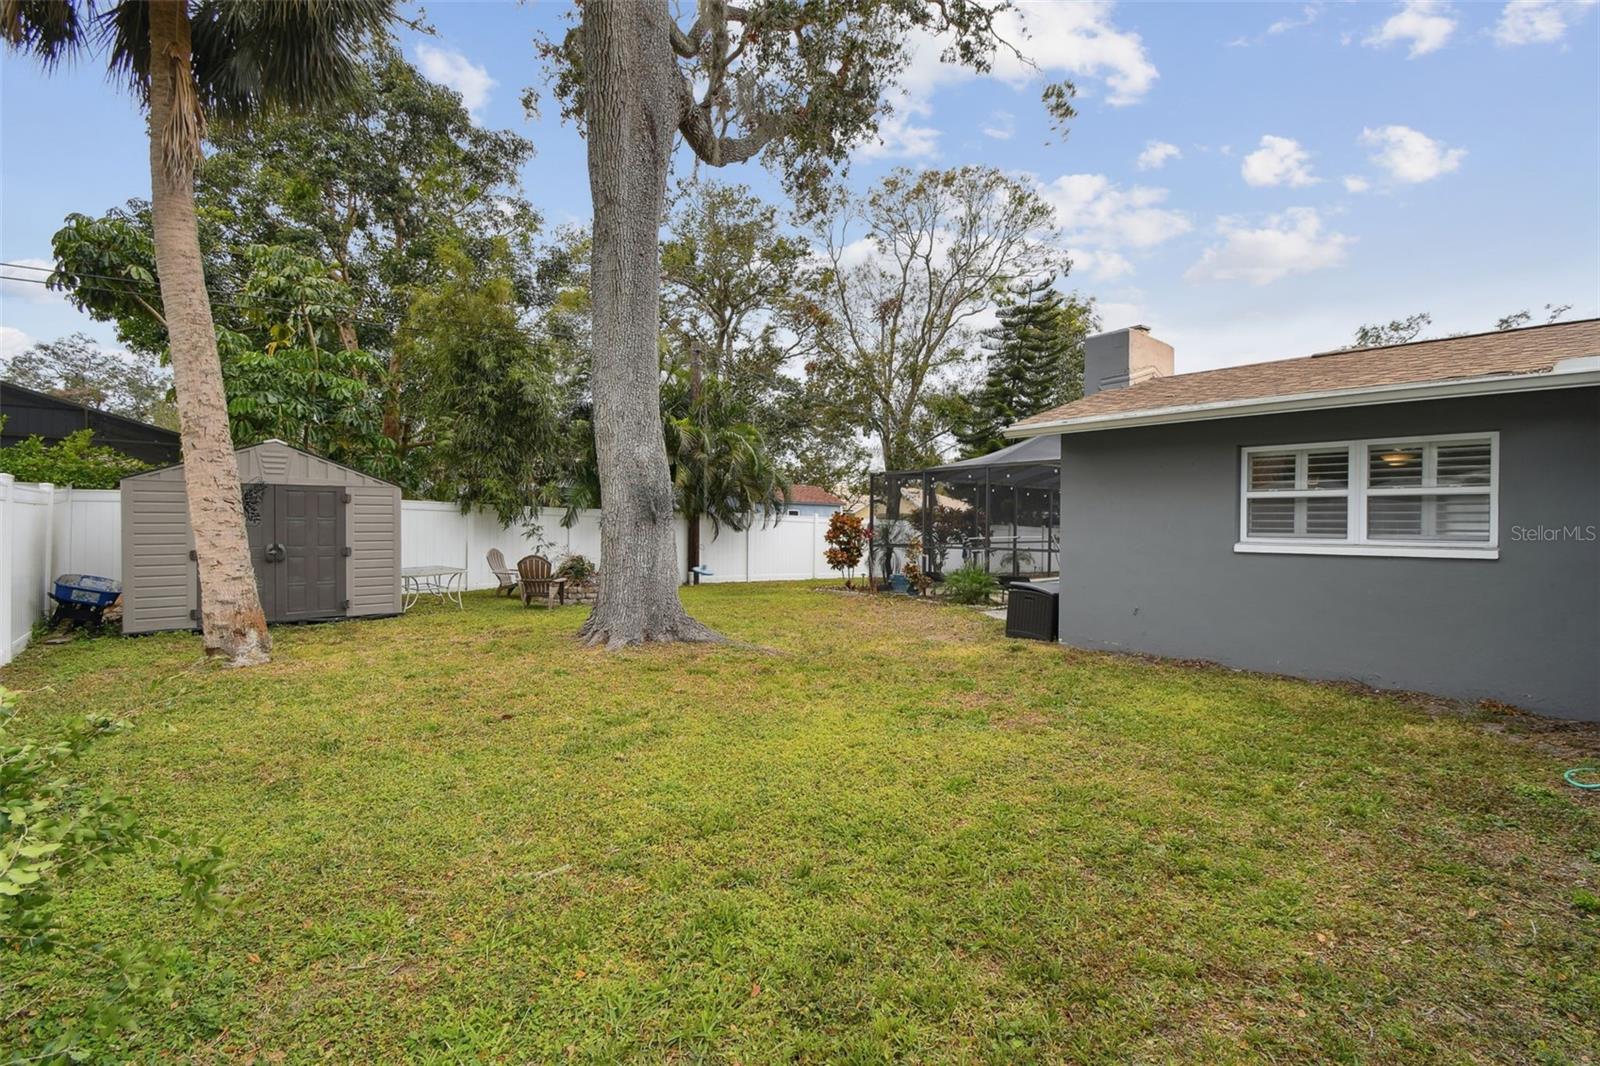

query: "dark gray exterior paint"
xmin=1056 ymin=387 xmax=1599 ymax=721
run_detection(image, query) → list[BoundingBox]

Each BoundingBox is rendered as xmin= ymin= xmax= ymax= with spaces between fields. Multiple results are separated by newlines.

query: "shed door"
xmin=274 ymin=486 xmax=345 ymax=621
xmin=243 ymin=483 xmax=280 ymax=619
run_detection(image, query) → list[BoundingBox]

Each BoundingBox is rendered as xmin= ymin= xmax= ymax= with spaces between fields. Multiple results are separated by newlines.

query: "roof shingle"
xmin=787 ymin=483 xmax=845 ymax=506
xmin=1013 ymin=319 xmax=1600 ymax=431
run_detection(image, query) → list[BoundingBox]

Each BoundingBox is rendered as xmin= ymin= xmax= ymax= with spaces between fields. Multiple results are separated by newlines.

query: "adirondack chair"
xmin=486 ymin=548 xmax=518 ymax=597
xmin=517 ymin=554 xmax=567 ymax=607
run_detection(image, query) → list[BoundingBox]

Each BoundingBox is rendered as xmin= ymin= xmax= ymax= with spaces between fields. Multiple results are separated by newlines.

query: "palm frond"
xmin=1 ymin=0 xmax=89 ymax=68
xmin=190 ymin=0 xmax=395 ymax=122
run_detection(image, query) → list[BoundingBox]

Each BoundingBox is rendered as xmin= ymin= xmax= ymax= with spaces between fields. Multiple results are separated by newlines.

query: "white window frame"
xmin=1235 ymin=430 xmax=1499 ymax=560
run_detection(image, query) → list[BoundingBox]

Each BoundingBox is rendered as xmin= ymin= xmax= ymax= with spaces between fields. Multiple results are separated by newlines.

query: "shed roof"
xmin=1008 ymin=319 xmax=1600 ymax=437
xmin=121 ymin=438 xmax=398 ymax=488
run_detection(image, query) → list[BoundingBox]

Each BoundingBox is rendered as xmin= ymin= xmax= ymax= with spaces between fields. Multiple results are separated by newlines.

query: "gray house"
xmin=120 ymin=440 xmax=401 ymax=634
xmin=1006 ymin=320 xmax=1600 ymax=722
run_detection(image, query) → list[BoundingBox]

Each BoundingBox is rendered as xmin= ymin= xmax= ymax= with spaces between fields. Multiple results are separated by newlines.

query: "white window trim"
xmin=1235 ymin=430 xmax=1499 ymax=560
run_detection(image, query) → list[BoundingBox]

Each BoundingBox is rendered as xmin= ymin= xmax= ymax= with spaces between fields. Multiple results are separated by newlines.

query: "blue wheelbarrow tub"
xmin=51 ymin=574 xmax=122 ymax=608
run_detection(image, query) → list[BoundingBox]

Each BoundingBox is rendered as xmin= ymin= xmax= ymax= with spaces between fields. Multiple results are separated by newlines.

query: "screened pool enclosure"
xmin=867 ymin=434 xmax=1061 ymax=584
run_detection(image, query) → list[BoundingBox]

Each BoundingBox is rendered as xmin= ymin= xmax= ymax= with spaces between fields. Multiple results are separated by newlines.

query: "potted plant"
xmin=554 ymin=553 xmax=598 ymax=591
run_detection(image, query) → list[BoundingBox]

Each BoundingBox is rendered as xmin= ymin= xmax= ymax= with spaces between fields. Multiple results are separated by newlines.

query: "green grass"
xmin=3 ymin=584 xmax=1597 ymax=1063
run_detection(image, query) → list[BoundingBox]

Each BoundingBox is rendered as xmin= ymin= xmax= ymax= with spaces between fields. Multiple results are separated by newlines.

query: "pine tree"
xmin=956 ymin=277 xmax=1097 ymax=457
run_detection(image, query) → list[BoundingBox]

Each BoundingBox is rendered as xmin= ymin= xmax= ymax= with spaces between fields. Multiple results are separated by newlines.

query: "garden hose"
xmin=1563 ymin=768 xmax=1600 ymax=790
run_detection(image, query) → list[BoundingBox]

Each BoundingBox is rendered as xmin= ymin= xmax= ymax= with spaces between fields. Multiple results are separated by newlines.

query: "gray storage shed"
xmin=120 ymin=439 xmax=401 ymax=634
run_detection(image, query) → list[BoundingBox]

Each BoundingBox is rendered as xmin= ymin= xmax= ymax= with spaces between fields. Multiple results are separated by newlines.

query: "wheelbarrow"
xmin=47 ymin=574 xmax=122 ymax=631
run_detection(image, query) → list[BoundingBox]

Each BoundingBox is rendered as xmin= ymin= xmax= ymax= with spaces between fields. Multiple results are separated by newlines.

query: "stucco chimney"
xmin=1083 ymin=325 xmax=1173 ymax=396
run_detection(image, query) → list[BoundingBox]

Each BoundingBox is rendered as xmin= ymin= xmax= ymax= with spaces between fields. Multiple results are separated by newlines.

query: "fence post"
xmin=39 ymin=482 xmax=55 ymax=617
xmin=58 ymin=485 xmax=73 ymax=583
xmin=0 ymin=474 xmax=15 ymax=665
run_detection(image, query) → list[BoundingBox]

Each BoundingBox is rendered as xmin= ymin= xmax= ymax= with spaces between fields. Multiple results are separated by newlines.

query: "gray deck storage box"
xmin=120 ymin=439 xmax=401 ymax=634
xmin=1005 ymin=579 xmax=1059 ymax=642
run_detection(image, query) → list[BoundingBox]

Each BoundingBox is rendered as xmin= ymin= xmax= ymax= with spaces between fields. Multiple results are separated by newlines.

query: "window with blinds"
xmin=1239 ymin=433 xmax=1497 ymax=556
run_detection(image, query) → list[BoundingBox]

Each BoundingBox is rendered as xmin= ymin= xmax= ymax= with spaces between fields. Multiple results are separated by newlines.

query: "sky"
xmin=2 ymin=0 xmax=1598 ymax=377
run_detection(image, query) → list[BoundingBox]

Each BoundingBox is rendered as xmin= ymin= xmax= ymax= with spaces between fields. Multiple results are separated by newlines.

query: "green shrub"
xmin=943 ymin=563 xmax=999 ymax=605
xmin=0 ymin=429 xmax=151 ymax=488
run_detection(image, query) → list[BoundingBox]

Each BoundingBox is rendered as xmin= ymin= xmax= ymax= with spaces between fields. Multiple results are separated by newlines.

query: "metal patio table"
xmin=401 ymin=565 xmax=466 ymax=611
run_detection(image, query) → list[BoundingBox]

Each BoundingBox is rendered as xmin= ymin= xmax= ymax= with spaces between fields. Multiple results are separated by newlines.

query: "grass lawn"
xmin=2 ymin=584 xmax=1597 ymax=1063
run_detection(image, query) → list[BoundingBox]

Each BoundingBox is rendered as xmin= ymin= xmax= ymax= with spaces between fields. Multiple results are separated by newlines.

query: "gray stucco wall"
xmin=1056 ymin=387 xmax=1599 ymax=721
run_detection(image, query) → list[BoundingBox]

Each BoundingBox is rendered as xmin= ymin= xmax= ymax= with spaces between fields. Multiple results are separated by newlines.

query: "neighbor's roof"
xmin=1008 ymin=319 xmax=1600 ymax=437
xmin=787 ymin=483 xmax=845 ymax=506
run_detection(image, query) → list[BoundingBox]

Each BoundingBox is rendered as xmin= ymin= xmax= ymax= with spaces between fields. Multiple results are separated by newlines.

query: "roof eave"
xmin=1003 ymin=367 xmax=1600 ymax=439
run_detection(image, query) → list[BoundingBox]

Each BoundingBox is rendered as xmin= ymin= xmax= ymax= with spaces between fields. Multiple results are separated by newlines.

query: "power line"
xmin=0 ymin=270 xmax=398 ymax=334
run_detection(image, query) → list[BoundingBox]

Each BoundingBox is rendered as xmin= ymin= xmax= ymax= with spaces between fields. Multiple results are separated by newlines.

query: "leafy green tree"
xmin=5 ymin=0 xmax=395 ymax=666
xmin=196 ymin=46 xmax=542 ymax=460
xmin=1350 ymin=312 xmax=1432 ymax=349
xmin=660 ymin=180 xmax=864 ymax=494
xmin=49 ymin=209 xmax=173 ymax=368
xmin=219 ymin=245 xmax=388 ymax=464
xmin=398 ymin=244 xmax=561 ymax=524
xmin=953 ymin=277 xmax=1097 ymax=457
xmin=1495 ymin=303 xmax=1572 ymax=331
xmin=0 ymin=429 xmax=151 ymax=488
xmin=662 ymin=366 xmax=787 ymax=579
xmin=2 ymin=333 xmax=175 ymax=427
xmin=809 ymin=166 xmax=1064 ymax=471
xmin=540 ymin=0 xmax=1075 ymax=647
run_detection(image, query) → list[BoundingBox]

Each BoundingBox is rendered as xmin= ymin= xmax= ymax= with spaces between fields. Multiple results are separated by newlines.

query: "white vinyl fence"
xmin=0 ymin=476 xmax=834 ymax=665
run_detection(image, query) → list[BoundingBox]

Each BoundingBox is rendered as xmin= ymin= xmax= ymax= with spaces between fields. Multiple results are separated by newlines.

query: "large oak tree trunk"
xmin=147 ymin=1 xmax=271 ymax=666
xmin=578 ymin=0 xmax=719 ymax=646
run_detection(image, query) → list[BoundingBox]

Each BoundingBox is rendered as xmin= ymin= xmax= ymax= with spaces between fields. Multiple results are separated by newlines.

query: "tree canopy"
xmin=950 ymin=275 xmax=1096 ymax=457
xmin=1 ymin=333 xmax=175 ymax=427
xmin=808 ymin=165 xmax=1063 ymax=470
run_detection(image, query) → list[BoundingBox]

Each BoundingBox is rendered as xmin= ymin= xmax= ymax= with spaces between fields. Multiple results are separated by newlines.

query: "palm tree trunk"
xmin=578 ymin=0 xmax=718 ymax=647
xmin=147 ymin=0 xmax=270 ymax=666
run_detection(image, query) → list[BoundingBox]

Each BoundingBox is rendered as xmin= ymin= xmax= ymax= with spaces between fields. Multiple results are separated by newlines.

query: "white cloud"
xmin=1096 ymin=300 xmax=1144 ymax=328
xmin=0 ymin=257 xmax=61 ymax=305
xmin=1240 ymin=135 xmax=1319 ymax=187
xmin=414 ymin=43 xmax=495 ymax=119
xmin=1185 ymin=208 xmax=1353 ymax=285
xmin=0 ymin=325 xmax=34 ymax=360
xmin=1493 ymin=0 xmax=1597 ymax=45
xmin=1136 ymin=140 xmax=1181 ymax=170
xmin=1034 ymin=172 xmax=1191 ymax=281
xmin=1343 ymin=175 xmax=1372 ymax=194
xmin=1069 ymin=249 xmax=1134 ymax=280
xmin=1361 ymin=124 xmax=1466 ymax=183
xmin=1364 ymin=1 xmax=1457 ymax=57
xmin=1231 ymin=3 xmax=1324 ymax=46
xmin=856 ymin=93 xmax=941 ymax=159
xmin=1269 ymin=3 xmax=1324 ymax=35
xmin=981 ymin=110 xmax=1015 ymax=141
xmin=885 ymin=0 xmax=1158 ymax=158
